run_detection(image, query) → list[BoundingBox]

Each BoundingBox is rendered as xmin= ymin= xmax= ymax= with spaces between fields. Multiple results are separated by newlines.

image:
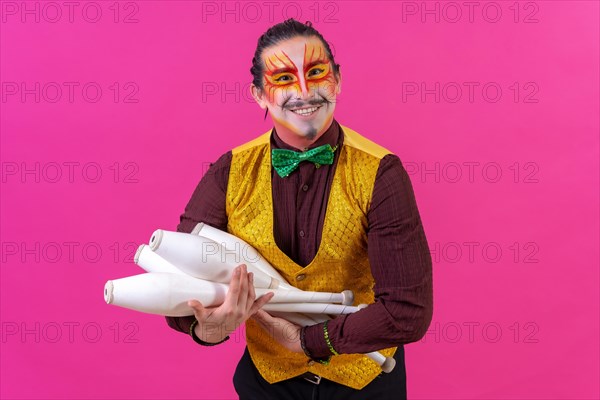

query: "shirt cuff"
xmin=165 ymin=315 xmax=196 ymax=334
xmin=302 ymin=322 xmax=334 ymax=359
xmin=189 ymin=319 xmax=230 ymax=346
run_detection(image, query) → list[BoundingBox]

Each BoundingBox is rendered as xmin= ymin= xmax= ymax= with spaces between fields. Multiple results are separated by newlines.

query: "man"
xmin=166 ymin=19 xmax=433 ymax=399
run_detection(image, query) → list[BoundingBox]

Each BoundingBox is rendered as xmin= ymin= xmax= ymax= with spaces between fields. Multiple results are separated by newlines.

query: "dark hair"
xmin=250 ymin=18 xmax=341 ymax=93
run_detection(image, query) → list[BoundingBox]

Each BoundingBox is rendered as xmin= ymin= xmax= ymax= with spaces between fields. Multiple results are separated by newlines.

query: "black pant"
xmin=233 ymin=346 xmax=407 ymax=400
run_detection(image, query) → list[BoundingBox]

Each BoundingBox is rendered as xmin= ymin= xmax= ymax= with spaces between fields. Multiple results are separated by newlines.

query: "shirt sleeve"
xmin=164 ymin=151 xmax=232 ymax=334
xmin=303 ymin=154 xmax=434 ymax=356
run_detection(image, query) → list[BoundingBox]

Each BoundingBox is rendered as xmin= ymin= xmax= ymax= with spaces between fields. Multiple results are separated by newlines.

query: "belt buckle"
xmin=303 ymin=372 xmax=322 ymax=385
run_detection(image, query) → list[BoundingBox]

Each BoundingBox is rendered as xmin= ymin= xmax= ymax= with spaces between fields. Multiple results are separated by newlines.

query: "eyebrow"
xmin=305 ymin=59 xmax=329 ymax=70
xmin=267 ymin=59 xmax=329 ymax=76
xmin=269 ymin=66 xmax=296 ymax=75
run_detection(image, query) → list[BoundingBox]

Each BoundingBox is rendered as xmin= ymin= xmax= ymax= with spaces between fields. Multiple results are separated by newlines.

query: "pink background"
xmin=1 ymin=1 xmax=598 ymax=399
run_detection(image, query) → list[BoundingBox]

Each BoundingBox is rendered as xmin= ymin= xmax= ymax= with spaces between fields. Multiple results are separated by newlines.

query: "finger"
xmin=249 ymin=292 xmax=274 ymax=316
xmin=237 ymin=264 xmax=249 ymax=311
xmin=224 ymin=265 xmax=241 ymax=307
xmin=246 ymin=272 xmax=257 ymax=314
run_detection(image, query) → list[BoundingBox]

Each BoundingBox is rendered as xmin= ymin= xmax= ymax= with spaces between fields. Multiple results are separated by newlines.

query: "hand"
xmin=251 ymin=309 xmax=303 ymax=353
xmin=187 ymin=264 xmax=274 ymax=343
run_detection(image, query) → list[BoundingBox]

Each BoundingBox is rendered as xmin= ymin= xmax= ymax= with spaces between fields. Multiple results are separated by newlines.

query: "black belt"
xmin=296 ymin=371 xmax=322 ymax=385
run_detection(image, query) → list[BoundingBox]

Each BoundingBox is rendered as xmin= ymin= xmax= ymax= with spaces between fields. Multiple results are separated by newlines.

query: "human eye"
xmin=272 ymin=73 xmax=295 ymax=84
xmin=307 ymin=64 xmax=329 ymax=79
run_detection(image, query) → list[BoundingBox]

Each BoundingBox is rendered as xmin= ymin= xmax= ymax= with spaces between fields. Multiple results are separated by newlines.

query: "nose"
xmin=297 ymin=75 xmax=310 ymax=99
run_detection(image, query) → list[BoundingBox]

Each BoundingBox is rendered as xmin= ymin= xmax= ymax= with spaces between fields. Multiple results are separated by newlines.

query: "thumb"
xmin=187 ymin=299 xmax=206 ymax=319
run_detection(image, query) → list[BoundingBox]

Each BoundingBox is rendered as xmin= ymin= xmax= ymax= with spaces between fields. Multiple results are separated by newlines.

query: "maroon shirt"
xmin=166 ymin=119 xmax=433 ymax=358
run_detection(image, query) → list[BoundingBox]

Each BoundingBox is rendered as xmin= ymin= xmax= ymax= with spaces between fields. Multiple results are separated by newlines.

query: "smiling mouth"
xmin=290 ymin=105 xmax=322 ymax=116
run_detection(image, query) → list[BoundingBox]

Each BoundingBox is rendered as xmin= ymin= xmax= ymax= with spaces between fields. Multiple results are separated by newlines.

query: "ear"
xmin=335 ymin=70 xmax=342 ymax=95
xmin=250 ymin=84 xmax=268 ymax=109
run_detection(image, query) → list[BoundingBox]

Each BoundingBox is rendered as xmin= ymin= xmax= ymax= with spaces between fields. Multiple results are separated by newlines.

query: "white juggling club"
xmin=104 ymin=273 xmax=355 ymax=316
xmin=192 ymin=222 xmax=296 ymax=290
xmin=149 ymin=229 xmax=279 ymax=289
xmin=135 ymin=243 xmax=353 ymax=305
xmin=267 ymin=312 xmax=320 ymax=326
xmin=110 ymin=224 xmax=393 ymax=373
xmin=191 ymin=223 xmax=395 ymax=372
xmin=134 ymin=244 xmax=184 ymax=275
xmin=262 ymin=302 xmax=366 ymax=315
xmin=105 ymin=272 xmax=226 ymax=316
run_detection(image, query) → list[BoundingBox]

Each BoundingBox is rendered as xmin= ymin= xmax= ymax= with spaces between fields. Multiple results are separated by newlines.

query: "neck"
xmin=273 ymin=117 xmax=335 ymax=151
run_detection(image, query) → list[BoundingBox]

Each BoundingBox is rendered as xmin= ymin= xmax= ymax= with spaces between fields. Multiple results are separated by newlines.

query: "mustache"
xmin=282 ymin=98 xmax=328 ymax=110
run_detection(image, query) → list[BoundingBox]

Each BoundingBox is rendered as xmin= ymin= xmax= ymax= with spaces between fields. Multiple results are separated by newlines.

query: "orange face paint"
xmin=255 ymin=36 xmax=341 ymax=150
xmin=263 ymin=42 xmax=337 ymax=104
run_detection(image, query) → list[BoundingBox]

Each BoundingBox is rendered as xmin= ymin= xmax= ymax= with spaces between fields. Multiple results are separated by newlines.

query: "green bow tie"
xmin=271 ymin=144 xmax=338 ymax=178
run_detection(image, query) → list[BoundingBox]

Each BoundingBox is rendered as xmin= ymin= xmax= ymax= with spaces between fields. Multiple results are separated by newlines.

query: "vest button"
xmin=302 ymin=184 xmax=309 ymax=192
xmin=299 ymin=230 xmax=305 ymax=237
xmin=296 ymin=274 xmax=306 ymax=281
xmin=307 ymin=360 xmax=315 ymax=366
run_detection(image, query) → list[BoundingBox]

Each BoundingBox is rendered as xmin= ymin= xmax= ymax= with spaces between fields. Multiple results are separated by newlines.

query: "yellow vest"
xmin=225 ymin=124 xmax=397 ymax=390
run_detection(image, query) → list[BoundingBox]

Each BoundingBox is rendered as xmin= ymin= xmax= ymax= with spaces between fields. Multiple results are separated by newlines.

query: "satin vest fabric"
xmin=225 ymin=124 xmax=397 ymax=390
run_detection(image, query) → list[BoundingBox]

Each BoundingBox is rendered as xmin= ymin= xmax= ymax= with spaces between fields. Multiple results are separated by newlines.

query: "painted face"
xmin=256 ymin=36 xmax=341 ymax=145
